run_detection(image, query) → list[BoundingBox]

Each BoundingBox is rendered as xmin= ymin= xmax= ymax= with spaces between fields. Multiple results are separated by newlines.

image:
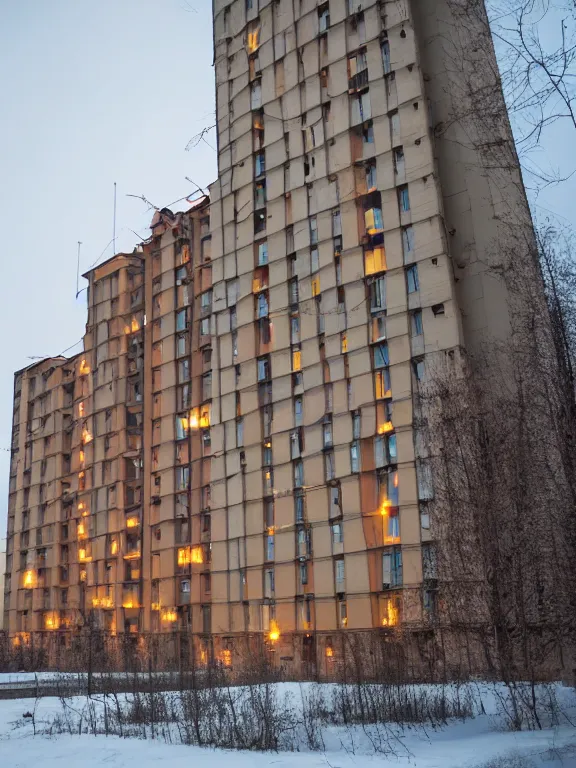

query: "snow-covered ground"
xmin=0 ymin=683 xmax=574 ymax=767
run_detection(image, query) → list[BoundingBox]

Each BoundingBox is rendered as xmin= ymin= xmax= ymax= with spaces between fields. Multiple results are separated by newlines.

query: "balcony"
xmin=348 ymin=67 xmax=368 ymax=92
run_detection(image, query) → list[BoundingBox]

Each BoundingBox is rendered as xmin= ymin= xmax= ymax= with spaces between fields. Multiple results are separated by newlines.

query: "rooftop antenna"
xmin=75 ymin=241 xmax=82 ymax=298
xmin=113 ymin=181 xmax=117 ymax=255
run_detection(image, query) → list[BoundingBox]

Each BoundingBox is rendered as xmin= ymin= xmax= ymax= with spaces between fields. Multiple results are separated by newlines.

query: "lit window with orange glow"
xmin=341 ymin=333 xmax=348 ymax=354
xmin=246 ymin=22 xmax=260 ymax=53
xmin=292 ymin=347 xmax=301 ymax=372
xmin=78 ymin=401 xmax=85 ymax=418
xmin=177 ymin=546 xmax=204 ymax=565
xmin=79 ymin=359 xmax=90 ymax=376
xmin=268 ymin=620 xmax=280 ymax=643
xmin=110 ymin=538 xmax=118 ymax=555
xmin=126 ymin=516 xmax=139 ymax=528
xmin=199 ymin=406 xmax=211 ymax=429
xmin=378 ymin=421 xmax=394 ymax=434
xmin=77 ymin=521 xmax=87 ymax=539
xmin=311 ymin=275 xmax=320 ymax=297
xmin=325 ymin=645 xmax=334 ymax=658
xmin=221 ymin=649 xmax=232 ymax=666
xmin=161 ymin=609 xmax=178 ymax=623
xmin=23 ymin=570 xmax=36 ymax=588
xmin=364 ymin=246 xmax=387 ymax=275
xmin=79 ymin=449 xmax=85 ymax=466
xmin=189 ymin=409 xmax=199 ymax=430
xmin=81 ymin=426 xmax=93 ymax=445
xmin=44 ymin=612 xmax=59 ymax=631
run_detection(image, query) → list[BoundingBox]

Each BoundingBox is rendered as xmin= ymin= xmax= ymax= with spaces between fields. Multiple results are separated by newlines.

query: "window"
xmin=290 ymin=315 xmax=300 ymax=344
xmin=375 ymin=368 xmax=392 ymax=399
xmin=258 ymin=317 xmax=271 ymax=345
xmin=300 ymin=562 xmax=308 ymax=586
xmin=394 ymin=147 xmax=405 ymax=176
xmin=318 ymin=2 xmax=330 ymax=32
xmin=175 ymin=414 xmax=189 ymax=440
xmin=176 ymin=309 xmax=188 ymax=331
xmin=332 ymin=209 xmax=342 ymax=237
xmin=201 ymin=290 xmax=212 ymax=310
xmin=338 ymin=599 xmax=348 ymax=627
xmin=178 ymin=359 xmax=190 ymax=383
xmin=332 ymin=523 xmax=343 ymax=544
xmin=257 ymin=356 xmax=270 ymax=381
xmin=263 ymin=440 xmax=272 ymax=466
xmin=363 ymin=121 xmax=374 ymax=145
xmin=176 ymin=466 xmax=190 ymax=491
xmin=350 ymin=441 xmax=360 ymax=473
xmin=265 ymin=499 xmax=274 ymax=528
xmin=292 ymin=345 xmax=302 ymax=371
xmin=373 ymin=342 xmax=389 ymax=369
xmin=369 ymin=276 xmax=386 ymax=312
xmin=364 ymin=206 xmax=383 ymax=235
xmin=390 ymin=110 xmax=400 ymax=138
xmin=236 ymin=419 xmax=244 ymax=447
xmin=372 ymin=313 xmax=386 ymax=342
xmin=381 ymin=39 xmax=391 ymax=73
xmin=383 ymin=547 xmax=402 ymax=588
xmin=257 ymin=241 xmax=268 ymax=265
xmin=335 ymin=559 xmax=345 ymax=585
xmin=366 ymin=162 xmax=377 ymax=191
xmin=398 ymin=185 xmax=410 ymax=212
xmin=352 ymin=91 xmax=372 ymax=124
xmin=295 ymin=491 xmax=305 ymax=522
xmin=411 ymin=310 xmax=423 ymax=337
xmin=309 ymin=216 xmax=318 ymax=244
xmin=251 ymin=79 xmax=262 ymax=109
xmin=352 ymin=411 xmax=361 ymax=440
xmin=311 ymin=275 xmax=320 ymax=297
xmin=266 ymin=534 xmax=275 ymax=561
xmin=325 ymin=451 xmax=335 ymax=480
xmin=263 ymin=468 xmax=274 ymax=496
xmin=294 ymin=460 xmax=304 ymax=487
xmin=265 ymin=568 xmax=275 ymax=595
xmin=255 ymin=151 xmax=265 ymax=176
xmin=294 ymin=397 xmax=303 ymax=426
xmin=311 ymin=247 xmax=319 ymax=273
xmin=289 ymin=278 xmax=299 ymax=304
xmin=255 ymin=180 xmax=266 ymax=208
xmin=413 ymin=358 xmax=425 ymax=381
xmin=257 ymin=291 xmax=269 ymax=318
xmin=374 ymin=436 xmax=386 ymax=468
xmin=406 ymin=264 xmax=419 ymax=294
xmin=176 ymin=334 xmax=187 ymax=357
xmin=323 ymin=419 xmax=333 ymax=447
xmin=200 ymin=317 xmax=210 ymax=337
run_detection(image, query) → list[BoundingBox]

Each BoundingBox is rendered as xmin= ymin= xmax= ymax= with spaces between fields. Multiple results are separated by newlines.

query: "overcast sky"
xmin=0 ymin=1 xmax=574 ymax=539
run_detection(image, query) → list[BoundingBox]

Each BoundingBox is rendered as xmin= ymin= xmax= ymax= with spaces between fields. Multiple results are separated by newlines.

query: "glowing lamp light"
xmin=380 ymin=500 xmax=392 ymax=516
xmin=189 ymin=410 xmax=200 ymax=430
xmin=268 ymin=621 xmax=280 ymax=643
xmin=126 ymin=516 xmax=139 ymax=528
xmin=177 ymin=547 xmax=191 ymax=566
xmin=131 ymin=318 xmax=140 ymax=333
xmin=111 ymin=540 xmax=118 ymax=555
xmin=23 ymin=570 xmax=35 ymax=588
xmin=151 ymin=602 xmax=160 ymax=611
xmin=45 ymin=613 xmax=59 ymax=630
xmin=191 ymin=546 xmax=204 ymax=564
xmin=326 ymin=646 xmax=334 ymax=658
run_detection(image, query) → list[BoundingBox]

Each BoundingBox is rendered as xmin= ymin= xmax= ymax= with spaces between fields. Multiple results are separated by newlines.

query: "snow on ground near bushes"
xmin=0 ymin=683 xmax=574 ymax=767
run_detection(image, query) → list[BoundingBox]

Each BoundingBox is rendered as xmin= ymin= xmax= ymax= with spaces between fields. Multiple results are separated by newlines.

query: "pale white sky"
xmin=0 ymin=0 xmax=218 ymax=535
xmin=0 ymin=1 xmax=574 ymax=538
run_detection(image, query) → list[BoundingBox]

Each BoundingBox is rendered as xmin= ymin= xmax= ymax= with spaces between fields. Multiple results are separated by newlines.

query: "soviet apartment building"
xmin=4 ymin=0 xmax=542 ymax=672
